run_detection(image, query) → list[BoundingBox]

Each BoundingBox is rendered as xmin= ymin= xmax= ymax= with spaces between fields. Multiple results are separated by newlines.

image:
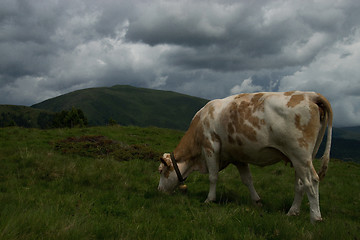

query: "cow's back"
xmin=198 ymin=91 xmax=324 ymax=167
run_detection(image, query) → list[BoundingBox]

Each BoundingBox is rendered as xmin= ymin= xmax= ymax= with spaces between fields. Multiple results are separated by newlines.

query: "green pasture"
xmin=0 ymin=126 xmax=359 ymax=239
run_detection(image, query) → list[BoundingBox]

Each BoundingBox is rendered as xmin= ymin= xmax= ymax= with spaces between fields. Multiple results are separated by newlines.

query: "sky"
xmin=1 ymin=0 xmax=360 ymax=127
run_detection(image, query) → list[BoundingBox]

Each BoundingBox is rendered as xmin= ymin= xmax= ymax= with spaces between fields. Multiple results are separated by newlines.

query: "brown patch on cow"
xmin=160 ymin=155 xmax=172 ymax=166
xmin=211 ymin=132 xmax=221 ymax=144
xmin=294 ymin=114 xmax=308 ymax=148
xmin=295 ymin=114 xmax=301 ymax=126
xmin=251 ymin=93 xmax=265 ymax=113
xmin=244 ymin=93 xmax=265 ymax=129
xmin=228 ymin=123 xmax=235 ymax=134
xmin=207 ymin=104 xmax=216 ymax=119
xmin=240 ymin=101 xmax=251 ymax=119
xmin=162 ymin=164 xmax=174 ymax=179
xmin=160 ymin=155 xmax=175 ymax=178
xmin=173 ymin=114 xmax=203 ymax=162
xmin=235 ymin=93 xmax=249 ymax=99
xmin=227 ymin=99 xmax=258 ymax=142
xmin=284 ymin=91 xmax=295 ymax=96
xmin=204 ymin=118 xmax=210 ymax=129
xmin=242 ymin=125 xmax=257 ymax=141
xmin=294 ymin=105 xmax=319 ymax=149
xmin=297 ymin=137 xmax=308 ymax=149
xmin=248 ymin=115 xmax=261 ymax=129
xmin=287 ymin=94 xmax=305 ymax=108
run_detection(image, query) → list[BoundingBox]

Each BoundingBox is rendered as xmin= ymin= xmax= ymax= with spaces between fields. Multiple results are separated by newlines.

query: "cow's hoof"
xmin=287 ymin=208 xmax=300 ymax=216
xmin=204 ymin=198 xmax=215 ymax=204
xmin=287 ymin=212 xmax=299 ymax=216
xmin=254 ymin=199 xmax=263 ymax=207
xmin=310 ymin=216 xmax=323 ymax=224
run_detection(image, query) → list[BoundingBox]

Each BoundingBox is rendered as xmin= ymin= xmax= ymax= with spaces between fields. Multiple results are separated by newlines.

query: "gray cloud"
xmin=125 ymin=0 xmax=359 ymax=70
xmin=0 ymin=0 xmax=360 ymax=126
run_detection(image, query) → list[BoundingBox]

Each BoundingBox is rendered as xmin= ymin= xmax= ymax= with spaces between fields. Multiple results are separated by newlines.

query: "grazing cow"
xmin=158 ymin=91 xmax=332 ymax=222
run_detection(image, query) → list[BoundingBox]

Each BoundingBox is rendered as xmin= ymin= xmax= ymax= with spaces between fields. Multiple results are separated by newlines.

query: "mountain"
xmin=323 ymin=126 xmax=360 ymax=163
xmin=32 ymin=85 xmax=209 ymax=130
xmin=332 ymin=126 xmax=360 ymax=141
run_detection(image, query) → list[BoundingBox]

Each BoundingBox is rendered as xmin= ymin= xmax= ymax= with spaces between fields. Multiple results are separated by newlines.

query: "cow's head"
xmin=157 ymin=153 xmax=179 ymax=193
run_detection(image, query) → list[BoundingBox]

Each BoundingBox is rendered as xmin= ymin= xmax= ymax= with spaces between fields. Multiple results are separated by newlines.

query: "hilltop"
xmin=32 ymin=85 xmax=208 ymax=130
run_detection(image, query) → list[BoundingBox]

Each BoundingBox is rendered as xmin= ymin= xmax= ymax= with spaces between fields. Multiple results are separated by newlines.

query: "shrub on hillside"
xmin=54 ymin=135 xmax=159 ymax=161
xmin=52 ymin=107 xmax=88 ymax=128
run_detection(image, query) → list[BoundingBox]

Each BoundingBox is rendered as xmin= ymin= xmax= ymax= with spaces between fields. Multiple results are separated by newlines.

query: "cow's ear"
xmin=160 ymin=157 xmax=169 ymax=167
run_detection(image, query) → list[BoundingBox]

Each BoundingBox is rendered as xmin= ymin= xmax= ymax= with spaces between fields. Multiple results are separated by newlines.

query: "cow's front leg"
xmin=205 ymin=171 xmax=218 ymax=203
xmin=236 ymin=163 xmax=261 ymax=204
xmin=204 ymin=151 xmax=219 ymax=203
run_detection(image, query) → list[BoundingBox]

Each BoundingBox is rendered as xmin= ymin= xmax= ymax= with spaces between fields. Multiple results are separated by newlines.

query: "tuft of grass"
xmin=0 ymin=126 xmax=359 ymax=239
xmin=53 ymin=135 xmax=159 ymax=161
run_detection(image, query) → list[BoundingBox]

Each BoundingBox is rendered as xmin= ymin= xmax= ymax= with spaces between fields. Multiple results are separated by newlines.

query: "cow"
xmin=158 ymin=91 xmax=333 ymax=223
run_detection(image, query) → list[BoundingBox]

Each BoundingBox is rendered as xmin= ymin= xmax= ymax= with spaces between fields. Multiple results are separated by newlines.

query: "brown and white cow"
xmin=158 ymin=91 xmax=332 ymax=222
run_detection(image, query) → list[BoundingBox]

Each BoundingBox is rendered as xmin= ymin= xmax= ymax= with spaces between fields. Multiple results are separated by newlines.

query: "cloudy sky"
xmin=1 ymin=0 xmax=360 ymax=127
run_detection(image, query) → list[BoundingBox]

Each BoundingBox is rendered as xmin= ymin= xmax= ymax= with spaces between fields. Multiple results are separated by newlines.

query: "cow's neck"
xmin=173 ymin=114 xmax=205 ymax=175
xmin=173 ymin=115 xmax=203 ymax=161
xmin=174 ymin=142 xmax=206 ymax=178
xmin=172 ymin=144 xmax=198 ymax=175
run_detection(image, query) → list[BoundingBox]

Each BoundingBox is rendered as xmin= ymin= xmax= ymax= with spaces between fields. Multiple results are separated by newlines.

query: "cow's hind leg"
xmin=287 ymin=171 xmax=305 ymax=216
xmin=236 ymin=163 xmax=261 ymax=204
xmin=291 ymin=157 xmax=322 ymax=223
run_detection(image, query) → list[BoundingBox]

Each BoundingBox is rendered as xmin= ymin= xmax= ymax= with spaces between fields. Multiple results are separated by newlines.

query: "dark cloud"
xmin=125 ymin=1 xmax=360 ymax=73
xmin=0 ymin=0 xmax=360 ymax=126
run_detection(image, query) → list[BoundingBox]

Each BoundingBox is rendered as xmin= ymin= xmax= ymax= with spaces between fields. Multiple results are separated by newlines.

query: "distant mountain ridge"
xmin=32 ymin=85 xmax=209 ymax=130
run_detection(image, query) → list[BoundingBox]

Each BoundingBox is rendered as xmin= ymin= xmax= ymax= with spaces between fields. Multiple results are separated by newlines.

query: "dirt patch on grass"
xmin=54 ymin=135 xmax=159 ymax=161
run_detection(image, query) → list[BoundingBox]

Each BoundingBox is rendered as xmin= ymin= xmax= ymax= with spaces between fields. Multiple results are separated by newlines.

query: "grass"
xmin=0 ymin=126 xmax=359 ymax=239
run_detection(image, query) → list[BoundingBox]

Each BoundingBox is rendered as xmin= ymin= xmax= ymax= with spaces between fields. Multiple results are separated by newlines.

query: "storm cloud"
xmin=1 ymin=0 xmax=360 ymax=126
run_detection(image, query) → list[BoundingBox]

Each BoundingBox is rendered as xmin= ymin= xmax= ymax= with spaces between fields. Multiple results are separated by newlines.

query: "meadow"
xmin=0 ymin=126 xmax=359 ymax=239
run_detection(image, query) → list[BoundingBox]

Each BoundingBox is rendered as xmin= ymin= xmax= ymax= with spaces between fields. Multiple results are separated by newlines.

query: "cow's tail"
xmin=313 ymin=93 xmax=333 ymax=181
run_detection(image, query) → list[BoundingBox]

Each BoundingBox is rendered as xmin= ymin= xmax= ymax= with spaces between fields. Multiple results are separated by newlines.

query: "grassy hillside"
xmin=0 ymin=105 xmax=54 ymax=128
xmin=32 ymin=85 xmax=209 ymax=130
xmin=0 ymin=126 xmax=359 ymax=239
